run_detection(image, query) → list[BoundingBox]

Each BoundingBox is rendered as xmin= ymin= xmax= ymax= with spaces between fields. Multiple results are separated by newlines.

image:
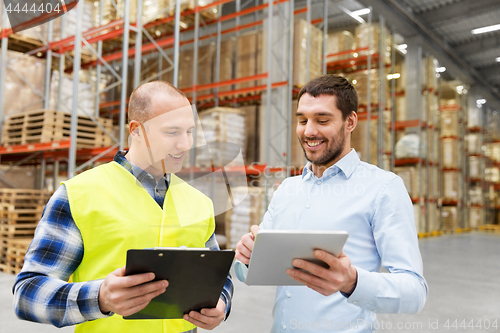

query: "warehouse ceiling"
xmin=354 ymin=0 xmax=500 ymax=107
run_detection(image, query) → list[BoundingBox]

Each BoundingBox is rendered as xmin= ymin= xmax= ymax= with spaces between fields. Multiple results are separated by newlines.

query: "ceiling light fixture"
xmin=338 ymin=5 xmax=366 ymax=24
xmin=496 ymin=57 xmax=500 ymax=62
xmin=436 ymin=67 xmax=446 ymax=73
xmin=471 ymin=23 xmax=500 ymax=35
xmin=396 ymin=44 xmax=407 ymax=54
xmin=352 ymin=8 xmax=370 ymax=16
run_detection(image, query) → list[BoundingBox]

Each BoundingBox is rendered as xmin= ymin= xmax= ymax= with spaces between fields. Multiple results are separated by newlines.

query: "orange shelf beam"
xmin=0 ymin=140 xmax=72 ymax=155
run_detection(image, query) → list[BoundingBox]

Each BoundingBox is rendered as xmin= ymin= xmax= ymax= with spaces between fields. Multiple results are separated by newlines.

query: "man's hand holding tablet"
xmin=236 ymin=226 xmax=357 ymax=296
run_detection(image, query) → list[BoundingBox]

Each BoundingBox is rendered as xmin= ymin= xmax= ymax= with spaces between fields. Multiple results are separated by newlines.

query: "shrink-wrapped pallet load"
xmin=469 ymin=207 xmax=483 ymax=229
xmin=442 ymin=170 xmax=460 ymax=200
xmin=441 ymin=138 xmax=458 ymax=168
xmin=469 ymin=186 xmax=483 ymax=205
xmin=293 ymin=19 xmax=323 ymax=87
xmin=48 ymin=73 xmax=95 ymax=117
xmin=413 ymin=204 xmax=425 ymax=234
xmin=440 ymin=110 xmax=458 ymax=137
xmin=0 ymin=50 xmax=46 ymax=117
xmin=469 ymin=157 xmax=481 ymax=179
xmin=196 ymin=107 xmax=246 ymax=167
xmin=466 ymin=133 xmax=481 ymax=155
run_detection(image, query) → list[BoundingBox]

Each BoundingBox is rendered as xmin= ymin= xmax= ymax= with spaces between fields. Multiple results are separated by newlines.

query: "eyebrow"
xmin=162 ymin=126 xmax=195 ymax=130
xmin=295 ymin=112 xmax=333 ymax=117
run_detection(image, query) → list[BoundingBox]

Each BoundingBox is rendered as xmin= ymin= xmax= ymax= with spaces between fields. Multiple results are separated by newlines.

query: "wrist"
xmin=341 ymin=266 xmax=358 ymax=296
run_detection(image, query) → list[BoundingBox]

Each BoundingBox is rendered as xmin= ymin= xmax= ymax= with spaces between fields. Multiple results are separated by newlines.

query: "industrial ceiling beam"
xmin=414 ymin=0 xmax=499 ymax=28
xmin=453 ymin=34 xmax=500 ymax=55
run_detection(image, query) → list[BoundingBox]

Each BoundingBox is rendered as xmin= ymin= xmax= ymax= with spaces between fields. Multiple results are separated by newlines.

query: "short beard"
xmin=300 ymin=125 xmax=346 ymax=167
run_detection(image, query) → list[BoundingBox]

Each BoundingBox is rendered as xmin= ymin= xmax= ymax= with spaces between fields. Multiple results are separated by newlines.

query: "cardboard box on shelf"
xmin=442 ymin=170 xmax=460 ymax=200
xmin=325 ymin=30 xmax=354 ymax=62
xmin=441 ymin=206 xmax=457 ymax=232
xmin=469 ymin=207 xmax=483 ymax=229
xmin=236 ymin=30 xmax=264 ymax=92
xmin=196 ymin=107 xmax=246 ymax=167
xmin=395 ymin=166 xmax=418 ymax=198
xmin=293 ymin=19 xmax=323 ymax=88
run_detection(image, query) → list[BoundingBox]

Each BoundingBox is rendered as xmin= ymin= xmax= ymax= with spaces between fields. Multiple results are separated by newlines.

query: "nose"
xmin=175 ymin=132 xmax=192 ymax=151
xmin=303 ymin=121 xmax=318 ymax=138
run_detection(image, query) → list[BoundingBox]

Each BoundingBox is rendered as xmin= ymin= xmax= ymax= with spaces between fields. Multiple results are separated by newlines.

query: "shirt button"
xmin=352 ymin=301 xmax=358 ymax=304
xmin=283 ymin=325 xmax=287 ymax=330
xmin=306 ymin=204 xmax=311 ymax=209
xmin=286 ymin=292 xmax=291 ymax=298
xmin=316 ymin=180 xmax=322 ymax=184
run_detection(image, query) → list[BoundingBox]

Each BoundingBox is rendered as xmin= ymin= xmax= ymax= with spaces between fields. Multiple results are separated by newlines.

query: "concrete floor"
xmin=1 ymin=232 xmax=499 ymax=333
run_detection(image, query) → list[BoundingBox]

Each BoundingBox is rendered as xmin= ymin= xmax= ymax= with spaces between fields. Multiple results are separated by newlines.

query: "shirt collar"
xmin=301 ymin=148 xmax=360 ymax=179
xmin=113 ymin=151 xmax=170 ymax=185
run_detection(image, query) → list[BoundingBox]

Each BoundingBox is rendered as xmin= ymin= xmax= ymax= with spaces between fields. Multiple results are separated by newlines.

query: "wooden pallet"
xmin=2 ymin=109 xmax=113 ymax=148
xmin=480 ymin=224 xmax=500 ymax=233
xmin=0 ymin=189 xmax=52 ymax=205
xmin=0 ymin=238 xmax=32 ymax=275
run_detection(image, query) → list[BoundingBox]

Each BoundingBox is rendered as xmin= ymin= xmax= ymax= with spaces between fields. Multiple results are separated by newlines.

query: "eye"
xmin=318 ymin=120 xmax=328 ymax=124
xmin=298 ymin=120 xmax=307 ymax=125
xmin=167 ymin=131 xmax=178 ymax=135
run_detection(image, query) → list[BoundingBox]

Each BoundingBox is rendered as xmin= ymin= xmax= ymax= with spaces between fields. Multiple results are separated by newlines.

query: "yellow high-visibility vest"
xmin=63 ymin=161 xmax=215 ymax=333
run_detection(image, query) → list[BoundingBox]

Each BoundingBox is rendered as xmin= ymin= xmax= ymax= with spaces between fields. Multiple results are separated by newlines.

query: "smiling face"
xmin=296 ymin=93 xmax=357 ymax=175
xmin=129 ymin=94 xmax=195 ymax=177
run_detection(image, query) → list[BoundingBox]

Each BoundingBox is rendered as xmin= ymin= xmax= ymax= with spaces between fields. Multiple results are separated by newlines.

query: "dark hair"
xmin=297 ymin=74 xmax=358 ymax=119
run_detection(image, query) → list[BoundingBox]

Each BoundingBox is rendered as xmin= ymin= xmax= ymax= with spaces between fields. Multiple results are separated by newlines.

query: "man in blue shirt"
xmin=235 ymin=74 xmax=428 ymax=332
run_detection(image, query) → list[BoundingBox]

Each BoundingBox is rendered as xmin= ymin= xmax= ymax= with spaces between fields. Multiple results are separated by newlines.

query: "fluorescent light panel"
xmin=496 ymin=56 xmax=500 ymax=62
xmin=471 ymin=23 xmax=500 ymax=35
xmin=352 ymin=8 xmax=370 ymax=16
xmin=436 ymin=67 xmax=446 ymax=73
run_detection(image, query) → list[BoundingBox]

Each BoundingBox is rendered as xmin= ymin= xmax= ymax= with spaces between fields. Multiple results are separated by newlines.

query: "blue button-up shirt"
xmin=236 ymin=149 xmax=428 ymax=332
xmin=13 ymin=151 xmax=233 ymax=330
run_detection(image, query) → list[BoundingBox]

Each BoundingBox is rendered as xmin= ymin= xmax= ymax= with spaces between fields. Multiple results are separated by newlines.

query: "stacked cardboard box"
xmin=351 ymin=111 xmax=391 ymax=163
xmin=441 ymin=206 xmax=457 ymax=232
xmin=395 ymin=166 xmax=418 ymax=198
xmin=225 ymin=187 xmax=263 ymax=249
xmin=347 ymin=69 xmax=390 ymax=107
xmin=469 ymin=156 xmax=481 ymax=179
xmin=466 ymin=133 xmax=481 ymax=155
xmin=413 ymin=203 xmax=425 ymax=234
xmin=175 ymin=43 xmax=215 ymax=98
xmin=235 ymin=30 xmax=264 ymax=92
xmin=442 ymin=170 xmax=460 ymax=200
xmin=354 ymin=23 xmax=391 ymax=64
xmin=293 ymin=19 xmax=323 ymax=87
xmin=325 ymin=30 xmax=354 ymax=62
xmin=196 ymin=107 xmax=246 ymax=167
xmin=218 ymin=37 xmax=236 ymax=93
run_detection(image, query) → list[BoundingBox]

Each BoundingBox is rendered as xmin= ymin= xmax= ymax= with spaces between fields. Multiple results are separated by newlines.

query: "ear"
xmin=129 ymin=120 xmax=141 ymax=140
xmin=345 ymin=111 xmax=357 ymax=134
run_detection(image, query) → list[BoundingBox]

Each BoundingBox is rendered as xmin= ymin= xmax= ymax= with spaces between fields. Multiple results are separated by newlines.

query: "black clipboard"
xmin=124 ymin=248 xmax=235 ymax=320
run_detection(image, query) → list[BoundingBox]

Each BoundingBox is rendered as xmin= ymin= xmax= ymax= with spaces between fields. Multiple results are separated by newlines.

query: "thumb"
xmin=111 ymin=266 xmax=126 ymax=277
xmin=250 ymin=225 xmax=260 ymax=238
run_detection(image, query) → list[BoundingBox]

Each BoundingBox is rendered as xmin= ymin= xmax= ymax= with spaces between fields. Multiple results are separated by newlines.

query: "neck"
xmin=125 ymin=147 xmax=165 ymax=182
xmin=311 ymin=146 xmax=351 ymax=178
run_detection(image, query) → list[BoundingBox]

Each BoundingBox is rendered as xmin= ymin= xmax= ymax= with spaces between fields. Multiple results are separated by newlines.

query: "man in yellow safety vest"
xmin=13 ymin=81 xmax=233 ymax=333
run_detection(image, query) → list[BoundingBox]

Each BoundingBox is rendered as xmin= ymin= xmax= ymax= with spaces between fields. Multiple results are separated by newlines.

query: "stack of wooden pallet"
xmin=1 ymin=109 xmax=113 ymax=148
xmin=0 ymin=189 xmax=51 ymax=275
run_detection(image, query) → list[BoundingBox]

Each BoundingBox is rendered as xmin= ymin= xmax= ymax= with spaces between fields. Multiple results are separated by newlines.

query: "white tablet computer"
xmin=244 ymin=230 xmax=349 ymax=286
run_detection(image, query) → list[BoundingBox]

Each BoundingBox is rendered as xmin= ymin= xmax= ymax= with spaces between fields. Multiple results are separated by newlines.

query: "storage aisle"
xmin=1 ymin=232 xmax=499 ymax=333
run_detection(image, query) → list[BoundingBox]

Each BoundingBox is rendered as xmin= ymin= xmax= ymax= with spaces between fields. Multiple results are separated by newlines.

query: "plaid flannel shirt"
xmin=13 ymin=151 xmax=233 ymax=331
